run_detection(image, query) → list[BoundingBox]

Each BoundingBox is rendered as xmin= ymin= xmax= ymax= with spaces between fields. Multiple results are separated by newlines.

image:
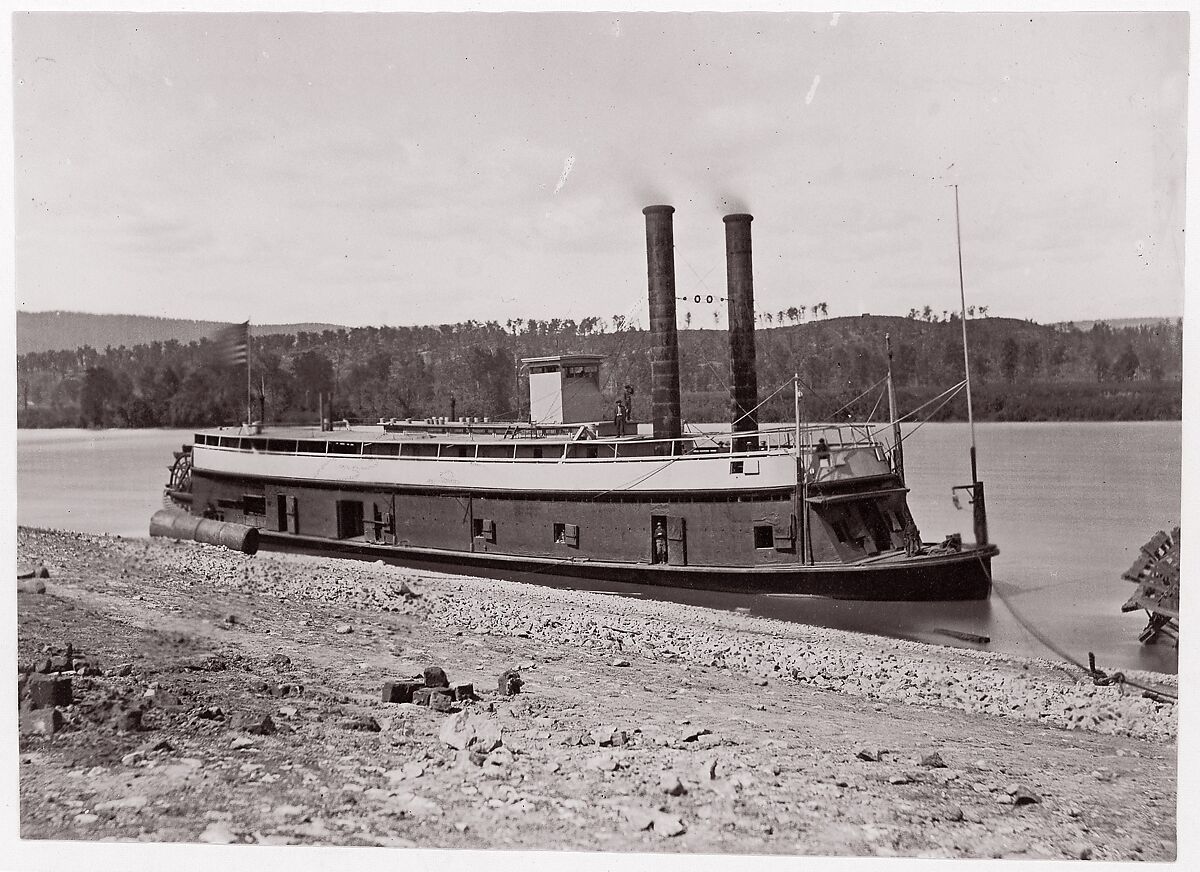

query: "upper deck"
xmin=187 ymin=420 xmax=897 ymax=495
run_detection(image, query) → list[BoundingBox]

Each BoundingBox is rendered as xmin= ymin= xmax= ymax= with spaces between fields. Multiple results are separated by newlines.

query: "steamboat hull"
xmin=257 ymin=529 xmax=996 ymax=601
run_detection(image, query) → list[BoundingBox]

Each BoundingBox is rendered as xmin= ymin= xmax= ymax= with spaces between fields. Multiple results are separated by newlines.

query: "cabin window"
xmin=336 ymin=500 xmax=364 ymax=538
xmin=363 ymin=442 xmax=401 ymax=456
xmin=297 ymin=440 xmax=326 ymax=453
xmin=242 ymin=495 xmax=266 ymax=516
xmin=218 ymin=436 xmax=238 ymax=448
xmin=266 ymin=439 xmax=298 ymax=453
xmin=533 ymin=447 xmax=543 ymax=459
xmin=730 ymin=461 xmax=744 ymax=474
xmin=473 ymin=518 xmax=496 ymax=543
xmin=329 ymin=441 xmax=361 ymax=455
xmin=753 ymin=525 xmax=774 ymax=549
xmin=401 ymin=443 xmax=438 ymax=457
xmin=553 ymin=523 xmax=580 ymax=548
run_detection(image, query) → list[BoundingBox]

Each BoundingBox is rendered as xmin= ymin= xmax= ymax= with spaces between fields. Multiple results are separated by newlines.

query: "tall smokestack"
xmin=643 ymin=205 xmax=682 ymax=444
xmin=724 ymin=213 xmax=759 ymax=450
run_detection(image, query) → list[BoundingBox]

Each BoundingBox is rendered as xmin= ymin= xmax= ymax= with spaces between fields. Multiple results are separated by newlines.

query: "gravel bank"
xmin=15 ymin=528 xmax=1177 ymax=859
xmin=134 ymin=532 xmax=1176 ymax=742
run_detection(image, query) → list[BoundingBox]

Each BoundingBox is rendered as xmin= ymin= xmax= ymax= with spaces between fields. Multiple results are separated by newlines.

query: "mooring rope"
xmin=990 ymin=582 xmax=1178 ymax=702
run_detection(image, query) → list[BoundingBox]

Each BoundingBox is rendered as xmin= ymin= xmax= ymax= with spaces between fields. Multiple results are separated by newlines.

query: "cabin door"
xmin=651 ymin=515 xmax=687 ymax=566
xmin=366 ymin=496 xmax=396 ymax=546
xmin=275 ymin=494 xmax=299 ymax=534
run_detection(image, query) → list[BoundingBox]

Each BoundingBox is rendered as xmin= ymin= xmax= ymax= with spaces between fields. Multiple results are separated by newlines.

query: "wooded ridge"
xmin=16 ymin=313 xmax=1182 ymax=428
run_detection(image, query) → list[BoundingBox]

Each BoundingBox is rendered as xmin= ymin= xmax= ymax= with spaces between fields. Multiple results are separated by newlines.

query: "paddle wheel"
xmin=1121 ymin=527 xmax=1179 ymax=647
xmin=163 ymin=445 xmax=194 ymax=510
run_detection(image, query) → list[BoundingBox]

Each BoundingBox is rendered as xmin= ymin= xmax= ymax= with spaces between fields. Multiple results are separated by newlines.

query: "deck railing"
xmin=193 ymin=422 xmax=885 ymax=463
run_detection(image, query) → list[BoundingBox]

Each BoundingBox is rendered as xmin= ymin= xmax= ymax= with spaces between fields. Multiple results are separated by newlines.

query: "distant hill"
xmin=1049 ymin=317 xmax=1179 ymax=332
xmin=15 ymin=311 xmax=344 ymax=355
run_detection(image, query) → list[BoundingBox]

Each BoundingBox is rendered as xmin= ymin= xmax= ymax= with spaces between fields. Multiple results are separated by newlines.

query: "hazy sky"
xmin=13 ymin=11 xmax=1188 ymax=327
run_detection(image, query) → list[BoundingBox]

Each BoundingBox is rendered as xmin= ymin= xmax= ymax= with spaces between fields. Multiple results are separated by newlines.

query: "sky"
xmin=12 ymin=10 xmax=1189 ymax=328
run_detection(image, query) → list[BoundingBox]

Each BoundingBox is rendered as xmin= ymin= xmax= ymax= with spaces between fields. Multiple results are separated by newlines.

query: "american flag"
xmin=213 ymin=321 xmax=250 ymax=367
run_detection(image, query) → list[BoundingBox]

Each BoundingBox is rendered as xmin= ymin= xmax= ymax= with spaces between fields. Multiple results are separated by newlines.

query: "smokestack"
xmin=724 ymin=213 xmax=759 ymax=450
xmin=643 ymin=205 xmax=682 ymax=444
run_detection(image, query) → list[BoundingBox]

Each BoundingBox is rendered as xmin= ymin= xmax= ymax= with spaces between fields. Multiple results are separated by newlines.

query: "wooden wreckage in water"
xmin=1122 ymin=527 xmax=1180 ymax=646
xmin=155 ymin=206 xmax=997 ymax=601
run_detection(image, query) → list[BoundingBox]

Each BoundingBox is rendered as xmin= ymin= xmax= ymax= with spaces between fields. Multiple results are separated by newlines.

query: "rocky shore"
xmin=15 ymin=527 xmax=1177 ymax=860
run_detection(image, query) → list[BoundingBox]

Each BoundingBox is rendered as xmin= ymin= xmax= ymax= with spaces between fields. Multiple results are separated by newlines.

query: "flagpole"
xmin=246 ymin=322 xmax=252 ymax=426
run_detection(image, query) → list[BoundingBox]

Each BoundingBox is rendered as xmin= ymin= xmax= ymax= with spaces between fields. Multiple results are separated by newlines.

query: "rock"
xmin=230 ymin=736 xmax=256 ymax=750
xmin=888 ymin=774 xmax=913 ymax=785
xmin=694 ymin=756 xmax=718 ymax=781
xmin=591 ymin=725 xmax=627 ymax=747
xmin=115 ymin=708 xmax=143 ymax=733
xmin=386 ymin=762 xmax=425 ymax=782
xmin=18 ymin=579 xmax=47 ymax=594
xmin=20 ymin=708 xmax=64 ymax=737
xmin=619 ymin=805 xmax=656 ymax=830
xmin=1068 ymin=843 xmax=1094 ymax=860
xmin=73 ymin=813 xmax=100 ymax=826
xmin=26 ymin=674 xmax=72 ymax=709
xmin=856 ymin=748 xmax=881 ymax=762
xmin=393 ymin=792 xmax=443 ymax=818
xmin=334 ymin=624 xmax=353 ymax=634
xmin=1012 ymin=785 xmax=1041 ymax=805
xmin=429 ymin=690 xmax=455 ymax=713
xmin=611 ymin=658 xmax=631 ymax=667
xmin=587 ymin=753 xmax=622 ymax=771
xmin=440 ymin=711 xmax=504 ymax=752
xmin=451 ymin=683 xmax=476 ymax=701
xmin=339 ymin=716 xmax=381 ymax=733
xmin=121 ymin=751 xmax=146 ymax=766
xmin=660 ymin=772 xmax=687 ymax=796
xmin=483 ymin=746 xmax=515 ymax=770
xmin=199 ymin=821 xmax=239 ymax=844
xmin=497 ymin=669 xmax=523 ymax=696
xmin=36 ymin=564 xmax=50 ymax=578
xmin=652 ymin=813 xmax=687 ymax=837
xmin=682 ymin=728 xmax=712 ymax=743
xmin=921 ymin=752 xmax=948 ymax=768
xmin=945 ymin=806 xmax=964 ymax=822
xmin=94 ymin=795 xmax=149 ymax=813
xmin=383 ymin=680 xmax=424 ymax=704
xmin=112 ymin=663 xmax=133 ymax=677
xmin=423 ymin=666 xmax=450 ymax=687
xmin=267 ymin=653 xmax=292 ymax=669
xmin=232 ymin=713 xmax=276 ymax=735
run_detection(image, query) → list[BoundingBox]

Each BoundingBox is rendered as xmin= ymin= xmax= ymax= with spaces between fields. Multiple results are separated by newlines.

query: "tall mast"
xmin=953 ymin=184 xmax=978 ymax=484
xmin=885 ymin=333 xmax=904 ymax=485
xmin=794 ymin=374 xmax=809 ymax=565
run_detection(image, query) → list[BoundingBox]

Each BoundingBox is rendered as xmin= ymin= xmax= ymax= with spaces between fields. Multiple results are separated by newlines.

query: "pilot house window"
xmin=753 ymin=525 xmax=774 ymax=549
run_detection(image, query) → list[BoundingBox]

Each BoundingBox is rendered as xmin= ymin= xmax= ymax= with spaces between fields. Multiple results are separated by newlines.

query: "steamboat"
xmin=157 ymin=206 xmax=997 ymax=600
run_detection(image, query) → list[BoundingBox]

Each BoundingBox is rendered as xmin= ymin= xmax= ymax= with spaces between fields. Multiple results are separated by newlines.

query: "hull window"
xmin=473 ymin=518 xmax=496 ymax=543
xmin=242 ymin=495 xmax=266 ymax=517
xmin=553 ymin=523 xmax=580 ymax=548
xmin=753 ymin=525 xmax=774 ymax=549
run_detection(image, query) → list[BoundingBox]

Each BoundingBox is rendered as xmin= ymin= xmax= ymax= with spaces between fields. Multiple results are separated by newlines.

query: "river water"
xmin=16 ymin=422 xmax=1181 ymax=674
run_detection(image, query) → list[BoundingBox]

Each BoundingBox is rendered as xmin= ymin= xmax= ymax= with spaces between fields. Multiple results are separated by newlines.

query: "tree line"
xmin=16 ymin=313 xmax=1182 ymax=428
